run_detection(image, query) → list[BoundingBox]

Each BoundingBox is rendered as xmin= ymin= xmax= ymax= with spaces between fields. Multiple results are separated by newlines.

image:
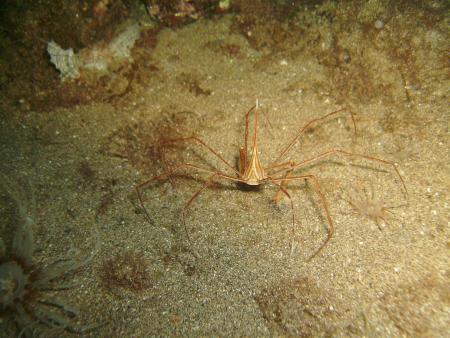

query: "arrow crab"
xmin=137 ymin=102 xmax=406 ymax=260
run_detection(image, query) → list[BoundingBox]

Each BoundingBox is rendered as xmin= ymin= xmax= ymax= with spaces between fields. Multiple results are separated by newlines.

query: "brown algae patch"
xmin=100 ymin=250 xmax=153 ymax=294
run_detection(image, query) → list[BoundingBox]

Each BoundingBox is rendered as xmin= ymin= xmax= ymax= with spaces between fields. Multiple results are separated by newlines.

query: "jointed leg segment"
xmin=269 ymin=108 xmax=356 ymax=167
xmin=272 ymin=174 xmax=334 ymax=261
xmin=160 ymin=136 xmax=240 ymax=176
xmin=136 ymin=163 xmax=235 ymax=224
xmin=274 ymin=149 xmax=407 ymax=194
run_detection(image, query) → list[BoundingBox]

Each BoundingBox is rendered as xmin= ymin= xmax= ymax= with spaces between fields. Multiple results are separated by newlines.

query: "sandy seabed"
xmin=1 ymin=3 xmax=448 ymax=337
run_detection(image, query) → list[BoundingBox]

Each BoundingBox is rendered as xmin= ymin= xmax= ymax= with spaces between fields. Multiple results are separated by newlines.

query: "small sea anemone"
xmin=343 ymin=183 xmax=405 ymax=229
xmin=0 ymin=174 xmax=100 ymax=337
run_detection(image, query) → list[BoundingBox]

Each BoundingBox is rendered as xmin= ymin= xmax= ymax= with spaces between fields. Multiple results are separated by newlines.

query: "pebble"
xmin=375 ymin=19 xmax=384 ymax=30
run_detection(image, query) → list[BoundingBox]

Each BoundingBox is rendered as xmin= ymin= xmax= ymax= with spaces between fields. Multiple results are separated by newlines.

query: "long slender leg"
xmin=159 ymin=136 xmax=240 ymax=176
xmin=268 ymin=178 xmax=296 ymax=254
xmin=269 ymin=108 xmax=356 ymax=168
xmin=181 ymin=173 xmax=219 ymax=244
xmin=182 ymin=174 xmax=297 ymax=257
xmin=180 ymin=172 xmax=260 ymax=251
xmin=272 ymin=174 xmax=334 ymax=261
xmin=270 ymin=148 xmax=407 ymax=194
xmin=136 ymin=163 xmax=237 ymax=224
xmin=272 ymin=169 xmax=293 ymax=204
